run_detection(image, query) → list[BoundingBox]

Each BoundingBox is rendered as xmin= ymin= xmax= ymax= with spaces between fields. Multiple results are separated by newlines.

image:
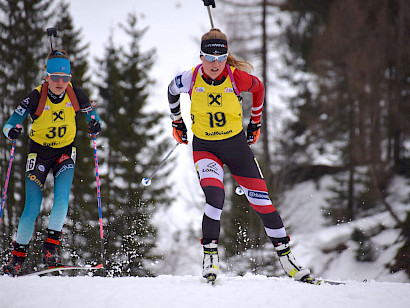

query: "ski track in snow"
xmin=0 ymin=274 xmax=408 ymax=308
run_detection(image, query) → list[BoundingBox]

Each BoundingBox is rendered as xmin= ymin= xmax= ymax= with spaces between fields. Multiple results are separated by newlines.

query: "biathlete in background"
xmin=1 ymin=50 xmax=101 ymax=276
xmin=167 ymin=28 xmax=312 ymax=283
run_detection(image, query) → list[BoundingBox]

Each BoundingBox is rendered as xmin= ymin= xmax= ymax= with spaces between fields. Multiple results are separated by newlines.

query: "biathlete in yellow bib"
xmin=2 ymin=49 xmax=101 ymax=276
xmin=167 ymin=28 xmax=312 ymax=283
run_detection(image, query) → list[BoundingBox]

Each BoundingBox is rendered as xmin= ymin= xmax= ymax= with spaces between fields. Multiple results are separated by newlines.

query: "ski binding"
xmin=204 ymin=274 xmax=217 ymax=285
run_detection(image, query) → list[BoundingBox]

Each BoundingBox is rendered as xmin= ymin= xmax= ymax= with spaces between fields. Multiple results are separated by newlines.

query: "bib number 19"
xmin=207 ymin=112 xmax=226 ymax=128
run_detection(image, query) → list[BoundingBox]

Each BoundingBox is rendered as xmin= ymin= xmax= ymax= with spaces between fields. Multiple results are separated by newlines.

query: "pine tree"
xmin=95 ymin=13 xmax=171 ymax=276
xmin=279 ymin=0 xmax=409 ymax=277
xmin=279 ymin=0 xmax=409 ymax=223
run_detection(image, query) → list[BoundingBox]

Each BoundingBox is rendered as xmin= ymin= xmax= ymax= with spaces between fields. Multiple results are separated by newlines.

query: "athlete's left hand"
xmin=7 ymin=126 xmax=22 ymax=140
xmin=246 ymin=120 xmax=261 ymax=145
xmin=88 ymin=119 xmax=101 ymax=135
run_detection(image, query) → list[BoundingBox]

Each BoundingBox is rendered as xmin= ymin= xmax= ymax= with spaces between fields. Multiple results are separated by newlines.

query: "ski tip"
xmin=82 ymin=263 xmax=104 ymax=269
xmin=302 ymin=276 xmax=345 ymax=285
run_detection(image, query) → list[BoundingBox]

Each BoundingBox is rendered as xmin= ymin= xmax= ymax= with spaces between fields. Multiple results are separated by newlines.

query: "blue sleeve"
xmin=2 ymin=109 xmax=29 ymax=139
xmin=84 ymin=108 xmax=101 ymax=124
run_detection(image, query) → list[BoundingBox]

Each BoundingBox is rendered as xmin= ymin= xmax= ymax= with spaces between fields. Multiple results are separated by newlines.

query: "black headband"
xmin=201 ymin=39 xmax=228 ymax=55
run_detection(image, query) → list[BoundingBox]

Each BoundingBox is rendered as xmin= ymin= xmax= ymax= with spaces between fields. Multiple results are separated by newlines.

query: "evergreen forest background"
xmin=0 ymin=0 xmax=408 ymax=279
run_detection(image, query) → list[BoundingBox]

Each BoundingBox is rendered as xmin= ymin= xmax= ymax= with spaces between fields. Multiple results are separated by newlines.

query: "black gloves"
xmin=202 ymin=0 xmax=216 ymax=8
xmin=246 ymin=120 xmax=261 ymax=145
xmin=88 ymin=119 xmax=101 ymax=135
xmin=8 ymin=126 xmax=22 ymax=140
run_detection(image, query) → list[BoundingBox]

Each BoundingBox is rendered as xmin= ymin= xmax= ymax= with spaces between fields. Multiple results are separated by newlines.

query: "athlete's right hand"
xmin=172 ymin=119 xmax=188 ymax=144
xmin=7 ymin=126 xmax=22 ymax=140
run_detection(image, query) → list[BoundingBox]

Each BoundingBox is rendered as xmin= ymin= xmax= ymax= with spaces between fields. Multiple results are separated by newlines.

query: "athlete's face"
xmin=46 ymin=73 xmax=71 ymax=95
xmin=200 ymin=55 xmax=227 ymax=80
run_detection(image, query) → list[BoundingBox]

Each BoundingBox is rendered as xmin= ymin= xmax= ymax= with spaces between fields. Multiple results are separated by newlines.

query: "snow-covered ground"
xmin=1 ymin=274 xmax=409 ymax=308
xmin=2 ymin=172 xmax=408 ymax=308
xmin=281 ymin=175 xmax=409 ymax=283
xmin=1 ymin=170 xmax=408 ymax=308
xmin=155 ymin=173 xmax=409 ymax=283
xmin=0 ymin=177 xmax=410 ymax=308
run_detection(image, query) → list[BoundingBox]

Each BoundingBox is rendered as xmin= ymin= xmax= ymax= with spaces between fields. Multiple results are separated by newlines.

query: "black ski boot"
xmin=42 ymin=228 xmax=63 ymax=268
xmin=2 ymin=242 xmax=28 ymax=276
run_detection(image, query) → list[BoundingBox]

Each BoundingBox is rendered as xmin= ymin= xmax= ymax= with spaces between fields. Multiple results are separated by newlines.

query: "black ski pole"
xmin=207 ymin=6 xmax=215 ymax=28
xmin=141 ymin=142 xmax=180 ymax=187
xmin=46 ymin=27 xmax=57 ymax=53
xmin=202 ymin=0 xmax=216 ymax=28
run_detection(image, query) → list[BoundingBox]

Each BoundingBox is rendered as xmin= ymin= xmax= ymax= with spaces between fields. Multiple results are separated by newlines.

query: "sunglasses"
xmin=47 ymin=73 xmax=72 ymax=83
xmin=200 ymin=51 xmax=228 ymax=63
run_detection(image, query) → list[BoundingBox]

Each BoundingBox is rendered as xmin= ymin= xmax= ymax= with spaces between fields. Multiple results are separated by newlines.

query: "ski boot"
xmin=273 ymin=236 xmax=311 ymax=282
xmin=2 ymin=242 xmax=28 ymax=276
xmin=202 ymin=239 xmax=219 ymax=284
xmin=42 ymin=228 xmax=63 ymax=268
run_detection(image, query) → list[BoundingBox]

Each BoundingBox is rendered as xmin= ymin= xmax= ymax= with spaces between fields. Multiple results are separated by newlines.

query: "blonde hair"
xmin=202 ymin=29 xmax=254 ymax=73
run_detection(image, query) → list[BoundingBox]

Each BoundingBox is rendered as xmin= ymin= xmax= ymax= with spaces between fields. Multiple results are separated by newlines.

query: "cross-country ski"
xmin=23 ymin=263 xmax=103 ymax=276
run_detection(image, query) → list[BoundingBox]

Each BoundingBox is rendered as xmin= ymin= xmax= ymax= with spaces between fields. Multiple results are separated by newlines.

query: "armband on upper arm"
xmin=81 ymin=101 xmax=97 ymax=114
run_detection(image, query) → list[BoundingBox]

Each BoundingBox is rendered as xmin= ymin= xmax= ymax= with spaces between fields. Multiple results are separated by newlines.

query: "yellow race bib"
xmin=190 ymin=66 xmax=243 ymax=140
xmin=30 ymin=85 xmax=77 ymax=148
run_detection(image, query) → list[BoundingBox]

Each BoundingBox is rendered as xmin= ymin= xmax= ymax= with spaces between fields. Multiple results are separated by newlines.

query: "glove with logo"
xmin=88 ymin=119 xmax=101 ymax=135
xmin=172 ymin=119 xmax=188 ymax=144
xmin=246 ymin=120 xmax=261 ymax=145
xmin=7 ymin=126 xmax=22 ymax=140
xmin=202 ymin=0 xmax=216 ymax=8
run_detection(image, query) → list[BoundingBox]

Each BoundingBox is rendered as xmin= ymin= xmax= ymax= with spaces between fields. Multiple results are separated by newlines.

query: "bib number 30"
xmin=46 ymin=125 xmax=67 ymax=139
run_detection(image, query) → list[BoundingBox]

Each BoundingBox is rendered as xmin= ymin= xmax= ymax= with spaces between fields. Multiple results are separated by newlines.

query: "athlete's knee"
xmin=251 ymin=203 xmax=276 ymax=215
xmin=20 ymin=203 xmax=41 ymax=223
xmin=203 ymin=186 xmax=225 ymax=209
xmin=204 ymin=203 xmax=223 ymax=221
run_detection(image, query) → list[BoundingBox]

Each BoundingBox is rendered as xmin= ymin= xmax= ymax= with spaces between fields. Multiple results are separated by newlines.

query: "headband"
xmin=201 ymin=39 xmax=228 ymax=55
xmin=46 ymin=57 xmax=71 ymax=74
